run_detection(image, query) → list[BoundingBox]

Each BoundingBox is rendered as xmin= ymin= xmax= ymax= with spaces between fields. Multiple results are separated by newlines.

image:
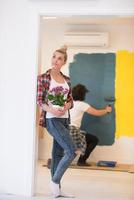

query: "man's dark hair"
xmin=72 ymin=84 xmax=89 ymax=101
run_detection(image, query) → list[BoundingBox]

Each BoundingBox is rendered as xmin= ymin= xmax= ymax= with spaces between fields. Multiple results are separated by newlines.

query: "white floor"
xmin=0 ymin=161 xmax=134 ymax=200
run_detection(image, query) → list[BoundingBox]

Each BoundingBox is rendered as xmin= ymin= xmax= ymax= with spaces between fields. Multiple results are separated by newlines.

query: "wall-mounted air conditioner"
xmin=64 ymin=31 xmax=109 ymax=47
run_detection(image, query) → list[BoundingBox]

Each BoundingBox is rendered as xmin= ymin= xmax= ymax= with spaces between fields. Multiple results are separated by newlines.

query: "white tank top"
xmin=46 ymin=76 xmax=69 ymax=118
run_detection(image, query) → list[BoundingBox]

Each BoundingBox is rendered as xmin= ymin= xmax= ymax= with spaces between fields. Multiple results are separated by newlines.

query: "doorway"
xmin=35 ymin=15 xmax=134 ymax=195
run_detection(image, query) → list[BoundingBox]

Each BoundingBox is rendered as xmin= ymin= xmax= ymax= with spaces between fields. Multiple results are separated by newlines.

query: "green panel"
xmin=69 ymin=53 xmax=115 ymax=145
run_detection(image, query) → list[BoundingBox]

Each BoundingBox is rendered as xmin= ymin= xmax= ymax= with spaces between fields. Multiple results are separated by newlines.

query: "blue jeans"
xmin=46 ymin=118 xmax=76 ymax=184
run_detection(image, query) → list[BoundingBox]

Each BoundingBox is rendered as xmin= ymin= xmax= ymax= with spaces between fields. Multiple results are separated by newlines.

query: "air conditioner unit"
xmin=64 ymin=31 xmax=109 ymax=47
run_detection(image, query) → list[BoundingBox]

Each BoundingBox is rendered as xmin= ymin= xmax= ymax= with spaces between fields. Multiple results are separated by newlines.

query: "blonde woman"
xmin=37 ymin=46 xmax=78 ymax=198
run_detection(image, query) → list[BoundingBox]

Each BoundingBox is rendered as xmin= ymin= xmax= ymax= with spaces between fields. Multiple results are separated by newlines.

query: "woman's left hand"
xmin=63 ymin=102 xmax=71 ymax=112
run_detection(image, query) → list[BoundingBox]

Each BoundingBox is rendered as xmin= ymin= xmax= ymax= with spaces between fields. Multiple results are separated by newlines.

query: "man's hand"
xmin=105 ymin=105 xmax=112 ymax=113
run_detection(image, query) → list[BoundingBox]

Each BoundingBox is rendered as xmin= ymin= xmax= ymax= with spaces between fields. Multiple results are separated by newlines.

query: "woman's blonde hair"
xmin=55 ymin=45 xmax=68 ymax=62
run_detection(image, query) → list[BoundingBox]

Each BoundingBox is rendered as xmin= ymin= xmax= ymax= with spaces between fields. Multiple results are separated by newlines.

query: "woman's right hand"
xmin=50 ymin=107 xmax=66 ymax=116
xmin=43 ymin=104 xmax=65 ymax=116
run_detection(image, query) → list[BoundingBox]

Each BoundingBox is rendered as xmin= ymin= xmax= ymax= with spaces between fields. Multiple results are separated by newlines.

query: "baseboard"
xmin=39 ymin=160 xmax=134 ymax=173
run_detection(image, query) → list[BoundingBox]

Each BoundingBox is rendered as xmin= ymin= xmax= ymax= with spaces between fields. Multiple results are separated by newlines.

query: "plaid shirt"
xmin=69 ymin=125 xmax=87 ymax=155
xmin=37 ymin=69 xmax=73 ymax=127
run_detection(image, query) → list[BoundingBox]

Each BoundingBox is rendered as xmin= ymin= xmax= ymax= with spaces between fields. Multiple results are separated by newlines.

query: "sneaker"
xmin=50 ymin=180 xmax=60 ymax=198
xmin=77 ymin=162 xmax=91 ymax=166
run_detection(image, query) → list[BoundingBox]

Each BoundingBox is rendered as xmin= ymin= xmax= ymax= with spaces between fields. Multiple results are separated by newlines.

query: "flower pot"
xmin=52 ymin=105 xmax=64 ymax=110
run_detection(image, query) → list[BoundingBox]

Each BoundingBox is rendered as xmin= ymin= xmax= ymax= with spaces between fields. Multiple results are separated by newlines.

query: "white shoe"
xmin=50 ymin=180 xmax=60 ymax=198
xmin=59 ymin=190 xmax=75 ymax=198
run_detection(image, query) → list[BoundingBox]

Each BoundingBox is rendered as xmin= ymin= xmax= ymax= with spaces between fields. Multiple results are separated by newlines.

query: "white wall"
xmin=0 ymin=0 xmax=134 ymax=197
xmin=38 ymin=18 xmax=134 ymax=164
xmin=40 ymin=19 xmax=134 ymax=74
xmin=0 ymin=0 xmax=38 ymax=196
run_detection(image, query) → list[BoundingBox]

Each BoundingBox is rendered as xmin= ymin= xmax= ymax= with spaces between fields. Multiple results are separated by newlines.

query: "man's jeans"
xmin=46 ymin=118 xmax=76 ymax=184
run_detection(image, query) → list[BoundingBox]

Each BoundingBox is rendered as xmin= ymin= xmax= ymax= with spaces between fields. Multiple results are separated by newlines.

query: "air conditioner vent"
xmin=64 ymin=31 xmax=109 ymax=47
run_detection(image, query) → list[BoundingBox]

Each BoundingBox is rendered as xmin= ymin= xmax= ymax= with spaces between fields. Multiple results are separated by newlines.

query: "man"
xmin=70 ymin=84 xmax=112 ymax=166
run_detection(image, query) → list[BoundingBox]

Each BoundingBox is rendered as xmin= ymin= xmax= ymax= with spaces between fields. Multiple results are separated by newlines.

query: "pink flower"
xmin=48 ymin=86 xmax=69 ymax=106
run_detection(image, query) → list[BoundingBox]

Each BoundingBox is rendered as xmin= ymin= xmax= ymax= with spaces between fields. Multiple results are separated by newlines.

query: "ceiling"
xmin=42 ymin=16 xmax=134 ymax=25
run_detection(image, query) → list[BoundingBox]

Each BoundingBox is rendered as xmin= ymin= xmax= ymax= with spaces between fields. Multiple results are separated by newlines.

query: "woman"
xmin=70 ymin=84 xmax=112 ymax=166
xmin=37 ymin=46 xmax=78 ymax=198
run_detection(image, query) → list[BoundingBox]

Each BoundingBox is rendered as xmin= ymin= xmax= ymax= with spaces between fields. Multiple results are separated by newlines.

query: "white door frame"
xmin=30 ymin=0 xmax=134 ymax=196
